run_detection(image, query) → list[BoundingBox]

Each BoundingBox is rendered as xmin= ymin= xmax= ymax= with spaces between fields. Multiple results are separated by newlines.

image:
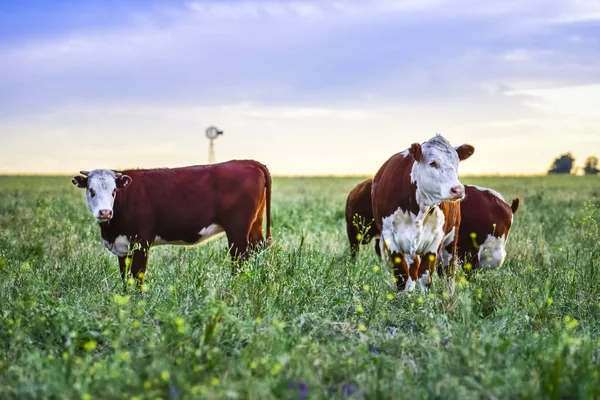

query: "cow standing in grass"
xmin=72 ymin=160 xmax=273 ymax=286
xmin=440 ymin=185 xmax=519 ymax=272
xmin=346 ymin=179 xmax=519 ymax=277
xmin=371 ymin=135 xmax=474 ymax=292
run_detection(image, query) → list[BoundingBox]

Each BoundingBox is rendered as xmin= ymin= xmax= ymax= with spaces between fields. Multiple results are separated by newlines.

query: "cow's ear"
xmin=116 ymin=174 xmax=132 ymax=189
xmin=455 ymin=144 xmax=475 ymax=161
xmin=72 ymin=176 xmax=88 ymax=188
xmin=409 ymin=142 xmax=423 ymax=162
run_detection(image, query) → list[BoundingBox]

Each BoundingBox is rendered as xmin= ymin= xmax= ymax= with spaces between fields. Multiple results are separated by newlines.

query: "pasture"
xmin=1 ymin=174 xmax=599 ymax=399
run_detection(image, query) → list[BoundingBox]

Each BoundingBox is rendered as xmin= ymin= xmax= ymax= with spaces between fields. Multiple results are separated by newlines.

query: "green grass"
xmin=1 ymin=174 xmax=599 ymax=399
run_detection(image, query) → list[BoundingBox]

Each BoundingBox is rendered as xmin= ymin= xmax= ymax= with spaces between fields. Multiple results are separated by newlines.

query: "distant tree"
xmin=548 ymin=153 xmax=575 ymax=174
xmin=583 ymin=156 xmax=600 ymax=175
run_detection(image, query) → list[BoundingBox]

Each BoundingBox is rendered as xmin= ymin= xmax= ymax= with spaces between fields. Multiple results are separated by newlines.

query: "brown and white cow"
xmin=371 ymin=135 xmax=474 ymax=292
xmin=346 ymin=179 xmax=519 ymax=275
xmin=72 ymin=160 xmax=272 ymax=286
xmin=440 ymin=184 xmax=519 ymax=272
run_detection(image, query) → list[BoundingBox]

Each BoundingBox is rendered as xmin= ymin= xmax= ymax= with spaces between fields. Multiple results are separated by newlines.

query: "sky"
xmin=1 ymin=0 xmax=599 ymax=176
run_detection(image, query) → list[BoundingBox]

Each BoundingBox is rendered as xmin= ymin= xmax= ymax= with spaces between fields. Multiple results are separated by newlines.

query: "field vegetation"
xmin=1 ymin=175 xmax=599 ymax=399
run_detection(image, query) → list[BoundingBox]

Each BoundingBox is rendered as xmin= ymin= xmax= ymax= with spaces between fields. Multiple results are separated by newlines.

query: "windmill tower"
xmin=205 ymin=126 xmax=223 ymax=164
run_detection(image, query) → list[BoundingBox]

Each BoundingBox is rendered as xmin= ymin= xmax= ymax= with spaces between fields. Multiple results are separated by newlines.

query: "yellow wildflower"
xmin=83 ymin=340 xmax=97 ymax=351
xmin=270 ymin=363 xmax=282 ymax=375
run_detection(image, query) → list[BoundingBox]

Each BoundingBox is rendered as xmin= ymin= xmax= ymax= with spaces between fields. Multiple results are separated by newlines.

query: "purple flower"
xmin=370 ymin=347 xmax=377 ymax=355
xmin=170 ymin=386 xmax=180 ymax=398
xmin=288 ymin=382 xmax=309 ymax=399
xmin=341 ymin=383 xmax=358 ymax=397
xmin=389 ymin=327 xmax=398 ymax=336
xmin=443 ymin=337 xmax=450 ymax=347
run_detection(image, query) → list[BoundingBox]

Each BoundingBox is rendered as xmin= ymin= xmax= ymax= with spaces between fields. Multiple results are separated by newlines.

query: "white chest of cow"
xmin=103 ymin=235 xmax=131 ymax=257
xmin=381 ymin=207 xmax=445 ymax=258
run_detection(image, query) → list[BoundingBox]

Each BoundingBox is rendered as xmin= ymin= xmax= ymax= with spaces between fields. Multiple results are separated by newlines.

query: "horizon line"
xmin=0 ymin=172 xmax=586 ymax=178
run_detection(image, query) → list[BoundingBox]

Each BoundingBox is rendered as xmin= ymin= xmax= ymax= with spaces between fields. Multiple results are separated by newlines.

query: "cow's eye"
xmin=112 ymin=189 xmax=117 ymax=198
xmin=429 ymin=161 xmax=440 ymax=169
xmin=89 ymin=189 xmax=96 ymax=197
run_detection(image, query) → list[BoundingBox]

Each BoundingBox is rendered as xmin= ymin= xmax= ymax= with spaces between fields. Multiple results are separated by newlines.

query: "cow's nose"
xmin=98 ymin=209 xmax=113 ymax=219
xmin=450 ymin=185 xmax=465 ymax=199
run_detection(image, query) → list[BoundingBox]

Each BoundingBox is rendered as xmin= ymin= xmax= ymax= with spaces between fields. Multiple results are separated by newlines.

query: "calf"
xmin=440 ymin=185 xmax=519 ymax=272
xmin=72 ymin=160 xmax=272 ymax=286
xmin=371 ymin=135 xmax=474 ymax=292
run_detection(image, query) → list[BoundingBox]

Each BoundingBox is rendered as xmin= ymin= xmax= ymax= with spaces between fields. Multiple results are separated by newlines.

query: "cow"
xmin=345 ymin=179 xmax=519 ymax=275
xmin=72 ymin=160 xmax=272 ymax=287
xmin=440 ymin=184 xmax=519 ymax=272
xmin=371 ymin=134 xmax=474 ymax=292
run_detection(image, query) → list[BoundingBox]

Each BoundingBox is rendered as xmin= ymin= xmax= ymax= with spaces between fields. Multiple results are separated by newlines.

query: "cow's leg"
xmin=347 ymin=224 xmax=360 ymax=259
xmin=407 ymin=256 xmax=420 ymax=292
xmin=248 ymin=193 xmax=266 ymax=249
xmin=374 ymin=238 xmax=382 ymax=259
xmin=223 ymin=221 xmax=251 ymax=274
xmin=380 ymin=238 xmax=411 ymax=291
xmin=464 ymin=252 xmax=479 ymax=280
xmin=470 ymin=252 xmax=480 ymax=271
xmin=221 ymin=207 xmax=254 ymax=274
xmin=415 ymin=252 xmax=435 ymax=292
xmin=226 ymin=233 xmax=249 ymax=274
xmin=130 ymin=246 xmax=150 ymax=288
xmin=437 ymin=243 xmax=453 ymax=277
xmin=390 ymin=252 xmax=411 ymax=292
xmin=441 ymin=228 xmax=461 ymax=294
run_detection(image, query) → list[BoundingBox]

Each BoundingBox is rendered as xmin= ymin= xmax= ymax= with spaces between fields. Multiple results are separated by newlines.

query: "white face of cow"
xmin=72 ymin=169 xmax=132 ymax=223
xmin=409 ymin=135 xmax=474 ymax=207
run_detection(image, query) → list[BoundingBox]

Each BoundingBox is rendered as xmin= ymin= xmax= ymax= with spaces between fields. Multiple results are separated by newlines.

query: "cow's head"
xmin=409 ymin=135 xmax=474 ymax=207
xmin=72 ymin=169 xmax=132 ymax=223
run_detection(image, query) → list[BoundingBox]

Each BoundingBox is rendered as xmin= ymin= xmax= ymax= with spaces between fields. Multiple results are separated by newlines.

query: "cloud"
xmin=507 ymin=83 xmax=600 ymax=118
xmin=1 ymin=0 xmax=600 ymax=174
xmin=1 ymin=0 xmax=599 ymax=108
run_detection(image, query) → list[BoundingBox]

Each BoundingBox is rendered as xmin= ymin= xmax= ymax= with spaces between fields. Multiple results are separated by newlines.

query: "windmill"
xmin=205 ymin=126 xmax=223 ymax=164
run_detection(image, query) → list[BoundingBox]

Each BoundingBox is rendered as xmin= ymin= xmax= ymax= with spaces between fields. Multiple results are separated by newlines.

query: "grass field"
xmin=1 ymin=174 xmax=599 ymax=399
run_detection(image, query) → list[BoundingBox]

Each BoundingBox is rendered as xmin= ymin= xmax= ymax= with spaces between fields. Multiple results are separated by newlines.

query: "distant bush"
xmin=547 ymin=153 xmax=575 ymax=174
xmin=583 ymin=156 xmax=599 ymax=175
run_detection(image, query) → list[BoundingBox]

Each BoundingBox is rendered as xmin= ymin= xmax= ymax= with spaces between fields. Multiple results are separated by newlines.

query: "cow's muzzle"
xmin=449 ymin=185 xmax=465 ymax=200
xmin=96 ymin=209 xmax=113 ymax=223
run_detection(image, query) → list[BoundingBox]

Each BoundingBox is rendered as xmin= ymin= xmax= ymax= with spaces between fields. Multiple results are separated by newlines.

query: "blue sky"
xmin=1 ymin=0 xmax=599 ymax=175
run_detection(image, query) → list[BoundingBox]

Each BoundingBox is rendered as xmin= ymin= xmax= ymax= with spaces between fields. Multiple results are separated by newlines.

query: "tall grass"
xmin=1 ymin=175 xmax=599 ymax=399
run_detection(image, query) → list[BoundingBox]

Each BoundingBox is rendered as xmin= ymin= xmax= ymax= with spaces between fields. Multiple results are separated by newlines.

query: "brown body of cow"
xmin=345 ymin=178 xmax=381 ymax=258
xmin=441 ymin=185 xmax=519 ymax=271
xmin=345 ymin=179 xmax=519 ymax=274
xmin=369 ymin=136 xmax=475 ymax=292
xmin=73 ymin=160 xmax=272 ymax=286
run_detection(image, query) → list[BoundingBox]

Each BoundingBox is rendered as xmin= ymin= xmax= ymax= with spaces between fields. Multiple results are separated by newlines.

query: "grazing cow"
xmin=371 ymin=135 xmax=474 ymax=292
xmin=440 ymin=185 xmax=519 ymax=272
xmin=72 ymin=160 xmax=272 ymax=286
